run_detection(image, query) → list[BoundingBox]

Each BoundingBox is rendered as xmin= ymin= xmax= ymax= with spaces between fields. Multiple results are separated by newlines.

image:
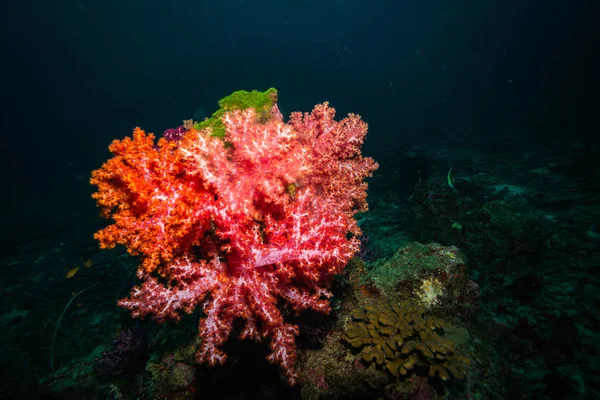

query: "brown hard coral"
xmin=341 ymin=298 xmax=470 ymax=381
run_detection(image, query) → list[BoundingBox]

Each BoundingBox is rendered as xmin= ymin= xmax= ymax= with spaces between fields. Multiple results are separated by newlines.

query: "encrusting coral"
xmin=342 ymin=298 xmax=469 ymax=381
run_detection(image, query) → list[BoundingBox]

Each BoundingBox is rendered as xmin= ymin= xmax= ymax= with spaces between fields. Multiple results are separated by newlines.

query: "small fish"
xmin=66 ymin=267 xmax=80 ymax=279
xmin=84 ymin=259 xmax=93 ymax=268
xmin=447 ymin=167 xmax=456 ymax=190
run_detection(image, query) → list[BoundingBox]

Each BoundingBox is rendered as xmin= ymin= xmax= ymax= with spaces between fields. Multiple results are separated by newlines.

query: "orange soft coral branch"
xmin=90 ymin=127 xmax=215 ymax=273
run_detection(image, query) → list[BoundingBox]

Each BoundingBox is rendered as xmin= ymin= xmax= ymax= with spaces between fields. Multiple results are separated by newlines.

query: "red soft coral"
xmin=91 ymin=100 xmax=378 ymax=384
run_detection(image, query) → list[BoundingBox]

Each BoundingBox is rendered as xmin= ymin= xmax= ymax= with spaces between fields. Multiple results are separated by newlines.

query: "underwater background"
xmin=0 ymin=1 xmax=597 ymax=399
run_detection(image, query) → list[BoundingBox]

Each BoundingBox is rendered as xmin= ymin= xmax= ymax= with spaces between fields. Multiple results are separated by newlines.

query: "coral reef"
xmin=94 ymin=327 xmax=148 ymax=378
xmin=482 ymin=200 xmax=534 ymax=244
xmin=365 ymin=242 xmax=479 ymax=317
xmin=90 ymin=89 xmax=378 ymax=384
xmin=342 ymin=298 xmax=470 ymax=381
xmin=146 ymin=353 xmax=197 ymax=399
